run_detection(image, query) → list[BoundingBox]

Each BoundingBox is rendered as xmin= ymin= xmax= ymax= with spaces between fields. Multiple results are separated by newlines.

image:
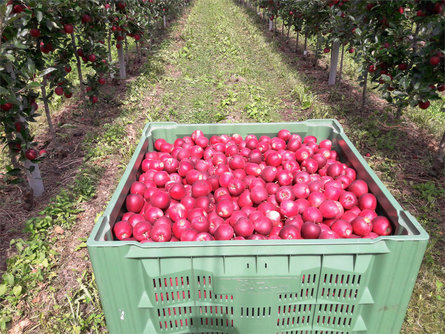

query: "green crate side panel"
xmin=139 ymin=256 xmax=322 ymax=333
xmin=316 ymin=255 xmax=374 ymax=305
xmin=88 ymin=246 xmax=148 ymax=334
xmin=359 ymin=238 xmax=428 ymax=334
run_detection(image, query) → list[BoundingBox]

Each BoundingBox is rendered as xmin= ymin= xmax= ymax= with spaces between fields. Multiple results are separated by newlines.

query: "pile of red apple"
xmin=113 ymin=129 xmax=393 ymax=242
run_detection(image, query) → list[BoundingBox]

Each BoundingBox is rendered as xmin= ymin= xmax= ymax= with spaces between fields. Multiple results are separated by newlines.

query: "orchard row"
xmin=0 ymin=0 xmax=186 ymax=195
xmin=249 ymin=0 xmax=444 ymax=111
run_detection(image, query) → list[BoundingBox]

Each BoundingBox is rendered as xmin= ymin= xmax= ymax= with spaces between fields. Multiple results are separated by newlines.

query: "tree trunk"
xmin=163 ymin=15 xmax=167 ymax=29
xmin=396 ymin=106 xmax=402 ymax=119
xmin=269 ymin=18 xmax=273 ymax=31
xmin=338 ymin=44 xmax=345 ymax=82
xmin=281 ymin=22 xmax=284 ymax=36
xmin=5 ymin=129 xmax=20 ymax=170
xmin=40 ymin=77 xmax=55 ymax=139
xmin=304 ymin=34 xmax=308 ymax=57
xmin=70 ymin=32 xmax=86 ymax=107
xmin=433 ymin=129 xmax=445 ymax=175
xmin=125 ymin=35 xmax=129 ymax=65
xmin=295 ymin=31 xmax=299 ymax=53
xmin=328 ymin=40 xmax=340 ymax=86
xmin=362 ymin=70 xmax=368 ymax=108
xmin=287 ymin=25 xmax=290 ymax=41
xmin=107 ymin=29 xmax=112 ymax=64
xmin=118 ymin=45 xmax=126 ymax=80
xmin=314 ymin=32 xmax=321 ymax=66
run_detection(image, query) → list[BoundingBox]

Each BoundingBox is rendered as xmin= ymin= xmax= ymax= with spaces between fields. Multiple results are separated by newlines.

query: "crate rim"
xmin=87 ymin=120 xmax=429 ymax=249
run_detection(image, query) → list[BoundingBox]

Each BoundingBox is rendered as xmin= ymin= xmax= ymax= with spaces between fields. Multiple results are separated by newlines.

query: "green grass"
xmin=1 ymin=0 xmax=444 ymax=333
xmin=148 ymin=0 xmax=330 ymax=124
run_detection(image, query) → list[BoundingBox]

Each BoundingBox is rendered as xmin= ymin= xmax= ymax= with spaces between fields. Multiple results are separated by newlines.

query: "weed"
xmin=291 ymin=86 xmax=314 ymax=110
xmin=413 ymin=181 xmax=445 ymax=206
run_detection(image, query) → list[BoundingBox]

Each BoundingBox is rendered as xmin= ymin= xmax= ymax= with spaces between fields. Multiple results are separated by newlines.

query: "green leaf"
xmin=36 ymin=10 xmax=43 ymax=22
xmin=6 ymin=168 xmax=21 ymax=176
xmin=3 ymin=273 xmax=14 ymax=286
xmin=27 ymin=81 xmax=40 ymax=89
xmin=12 ymin=285 xmax=22 ymax=297
xmin=39 ymin=67 xmax=57 ymax=77
xmin=13 ymin=41 xmax=28 ymax=50
xmin=45 ymin=20 xmax=59 ymax=30
xmin=0 ymin=284 xmax=6 ymax=296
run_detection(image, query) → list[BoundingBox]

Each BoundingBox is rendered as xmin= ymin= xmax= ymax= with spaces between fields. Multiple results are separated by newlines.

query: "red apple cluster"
xmin=113 ymin=130 xmax=393 ymax=242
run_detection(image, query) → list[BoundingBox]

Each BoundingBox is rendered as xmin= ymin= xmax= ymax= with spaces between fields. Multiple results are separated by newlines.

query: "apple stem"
xmin=40 ymin=77 xmax=55 ymax=139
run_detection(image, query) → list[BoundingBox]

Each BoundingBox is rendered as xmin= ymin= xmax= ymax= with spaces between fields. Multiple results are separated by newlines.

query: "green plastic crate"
xmin=87 ymin=120 xmax=429 ymax=334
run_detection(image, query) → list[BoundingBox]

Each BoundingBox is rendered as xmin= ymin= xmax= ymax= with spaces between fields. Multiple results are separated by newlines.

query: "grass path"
xmin=0 ymin=0 xmax=443 ymax=333
xmin=146 ymin=0 xmax=321 ymax=124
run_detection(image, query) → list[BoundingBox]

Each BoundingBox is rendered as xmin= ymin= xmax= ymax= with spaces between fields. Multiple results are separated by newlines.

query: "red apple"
xmin=25 ymin=148 xmax=39 ymax=161
xmin=214 ymin=224 xmax=234 ymax=240
xmin=63 ymin=23 xmax=74 ymax=34
xmin=114 ymin=221 xmax=132 ymax=240
xmin=301 ymin=222 xmax=321 ymax=239
xmin=150 ymin=223 xmax=172 ymax=242
xmin=30 ymin=28 xmax=40 ymax=38
xmin=372 ymin=216 xmax=392 ymax=236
